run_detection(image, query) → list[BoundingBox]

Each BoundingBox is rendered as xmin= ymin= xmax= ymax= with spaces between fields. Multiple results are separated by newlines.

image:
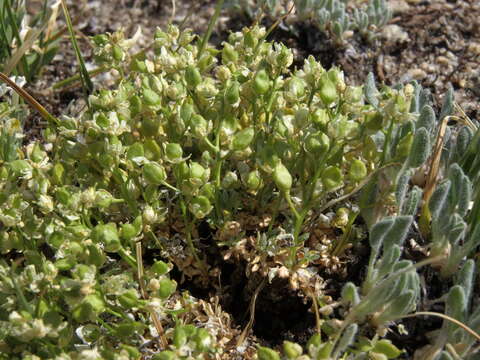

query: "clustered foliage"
xmin=0 ymin=14 xmax=479 ymax=360
xmin=0 ymin=0 xmax=60 ymax=81
xmin=225 ymin=0 xmax=392 ymax=43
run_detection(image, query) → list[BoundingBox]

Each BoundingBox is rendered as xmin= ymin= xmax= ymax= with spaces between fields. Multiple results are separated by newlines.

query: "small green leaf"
xmin=143 ymin=162 xmax=167 ymax=185
xmin=364 ymin=72 xmax=379 ymax=107
xmin=407 ymin=128 xmax=430 ymax=168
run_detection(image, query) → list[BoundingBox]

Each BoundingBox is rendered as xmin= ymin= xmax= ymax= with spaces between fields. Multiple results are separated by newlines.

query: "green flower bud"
xmin=112 ymin=44 xmax=124 ymax=61
xmin=285 ymin=77 xmax=305 ymax=102
xmin=322 ymin=166 xmax=343 ymax=191
xmin=222 ymin=171 xmax=238 ymax=189
xmin=273 ymin=163 xmax=292 ymax=193
xmin=180 ymin=103 xmax=194 ymax=123
xmin=151 ymin=260 xmax=170 ymax=276
xmin=319 ymin=75 xmax=338 ymax=106
xmin=158 ymin=278 xmax=177 ymax=300
xmin=185 ymin=65 xmax=202 ymax=88
xmin=294 ymin=107 xmax=310 ymax=129
xmin=254 ymin=69 xmax=271 ymax=95
xmin=244 ymin=30 xmax=256 ymax=48
xmin=143 ymin=88 xmax=161 ymax=106
xmin=232 ymin=127 xmax=255 ymax=151
xmin=257 ymin=346 xmax=280 ymax=360
xmin=189 ymin=196 xmax=213 ymax=219
xmin=174 ymin=162 xmax=190 ymax=181
xmin=312 ymin=108 xmax=329 ymax=128
xmin=348 ymin=159 xmax=367 ymax=182
xmin=92 ymin=223 xmax=121 ymax=252
xmin=246 ymin=170 xmax=262 ymax=191
xmin=189 ymin=114 xmax=208 ymax=138
xmin=283 ymin=341 xmax=303 ymax=359
xmin=118 ymin=289 xmax=141 ymax=309
xmin=120 ymin=223 xmax=137 ymax=241
xmin=189 ymin=162 xmax=208 ymax=184
xmin=222 ymin=43 xmax=238 ymax=63
xmin=92 ymin=34 xmax=109 ymax=46
xmin=225 ymin=81 xmax=240 ymax=104
xmin=143 ymin=162 xmax=167 ymax=185
xmin=305 ymin=131 xmax=330 ymax=155
xmin=165 ymin=143 xmax=183 ymax=162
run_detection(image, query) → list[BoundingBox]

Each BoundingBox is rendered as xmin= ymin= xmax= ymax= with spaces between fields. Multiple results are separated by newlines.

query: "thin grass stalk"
xmin=60 ymin=0 xmax=93 ymax=96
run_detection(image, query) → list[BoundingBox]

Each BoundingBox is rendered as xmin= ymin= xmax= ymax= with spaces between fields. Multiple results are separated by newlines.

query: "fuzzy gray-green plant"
xmin=225 ymin=0 xmax=392 ymax=44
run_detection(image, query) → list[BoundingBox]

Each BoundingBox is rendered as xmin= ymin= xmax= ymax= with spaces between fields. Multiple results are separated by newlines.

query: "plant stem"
xmin=197 ymin=0 xmax=224 ymax=60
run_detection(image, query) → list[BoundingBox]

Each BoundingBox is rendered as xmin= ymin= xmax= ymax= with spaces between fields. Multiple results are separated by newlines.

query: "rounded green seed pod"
xmin=222 ymin=43 xmax=238 ymax=63
xmin=142 ymin=88 xmax=161 ymax=106
xmin=143 ymin=162 xmax=167 ymax=185
xmin=322 ymin=166 xmax=343 ymax=191
xmin=92 ymin=223 xmax=121 ymax=252
xmin=189 ymin=195 xmax=213 ymax=219
xmin=348 ymin=159 xmax=367 ymax=182
xmin=273 ymin=163 xmax=292 ymax=193
xmin=283 ymin=341 xmax=303 ymax=359
xmin=254 ymin=69 xmax=271 ymax=95
xmin=185 ymin=65 xmax=202 ymax=88
xmin=305 ymin=131 xmax=330 ymax=155
xmin=151 ymin=260 xmax=170 ymax=276
xmin=112 ymin=44 xmax=124 ymax=61
xmin=232 ymin=127 xmax=255 ymax=151
xmin=225 ymin=81 xmax=240 ymax=104
xmin=246 ymin=170 xmax=262 ymax=191
xmin=158 ymin=278 xmax=177 ymax=299
xmin=257 ymin=346 xmax=280 ymax=360
xmin=165 ymin=143 xmax=183 ymax=162
xmin=319 ymin=75 xmax=338 ymax=106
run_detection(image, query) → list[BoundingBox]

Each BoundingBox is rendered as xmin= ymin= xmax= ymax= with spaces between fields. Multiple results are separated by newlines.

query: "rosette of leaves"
xmin=225 ymin=0 xmax=392 ymax=44
xmin=358 ymin=79 xmax=457 ymax=228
